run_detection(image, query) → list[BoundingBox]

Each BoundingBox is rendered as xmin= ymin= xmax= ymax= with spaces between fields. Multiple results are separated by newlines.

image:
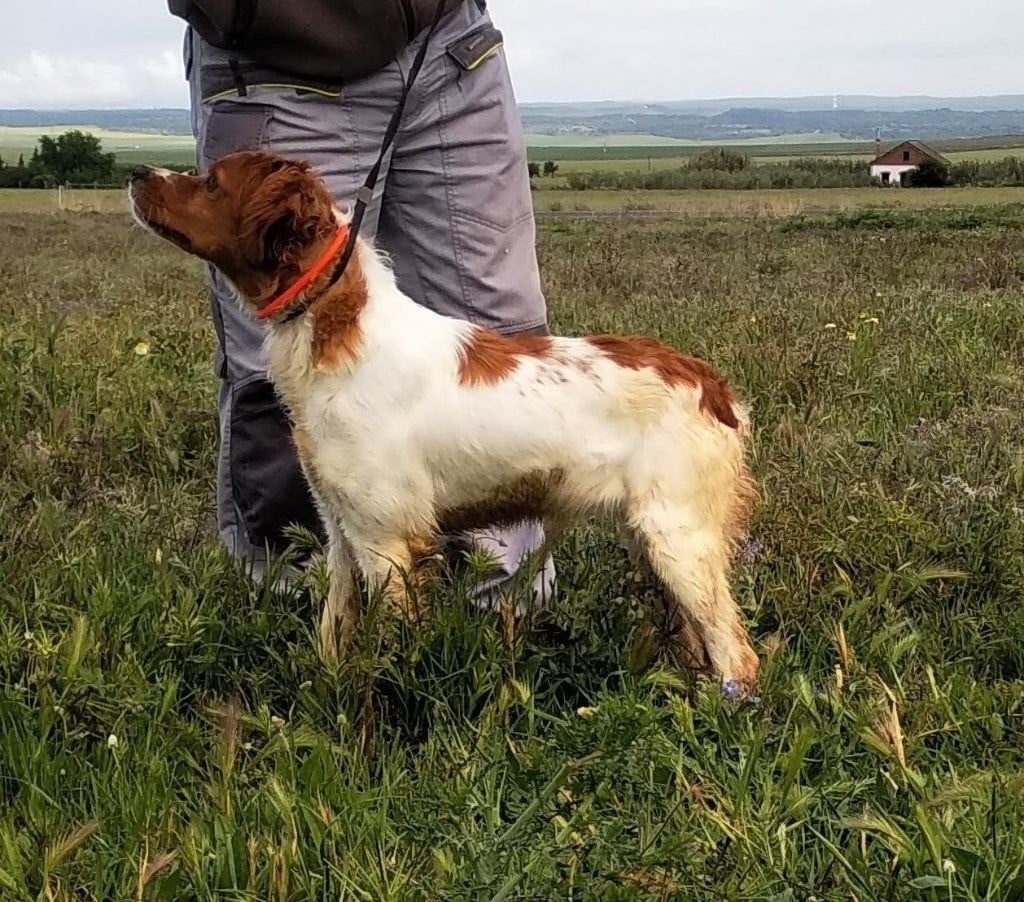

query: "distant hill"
xmin=4 ymin=95 xmax=1024 ymax=143
xmin=0 ymin=109 xmax=192 ymax=134
xmin=520 ymin=95 xmax=1024 ymax=117
xmin=519 ymin=98 xmax=1024 ymax=142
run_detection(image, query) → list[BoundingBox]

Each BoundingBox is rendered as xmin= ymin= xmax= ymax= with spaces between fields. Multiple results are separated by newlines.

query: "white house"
xmin=869 ymin=140 xmax=950 ymax=186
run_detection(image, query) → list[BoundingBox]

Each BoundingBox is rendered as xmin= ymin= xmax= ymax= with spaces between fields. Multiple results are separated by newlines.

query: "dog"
xmin=129 ymin=150 xmax=760 ymax=698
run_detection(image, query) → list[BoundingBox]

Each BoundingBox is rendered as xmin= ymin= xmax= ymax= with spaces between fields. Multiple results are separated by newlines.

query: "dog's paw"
xmin=721 ymin=678 xmax=760 ymax=706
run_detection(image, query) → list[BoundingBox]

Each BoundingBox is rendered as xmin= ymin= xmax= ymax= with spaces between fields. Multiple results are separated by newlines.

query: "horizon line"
xmin=3 ymin=92 xmax=1024 ymax=113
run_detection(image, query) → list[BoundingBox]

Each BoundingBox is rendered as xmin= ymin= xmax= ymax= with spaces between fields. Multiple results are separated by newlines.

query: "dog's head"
xmin=129 ymin=150 xmax=337 ymax=307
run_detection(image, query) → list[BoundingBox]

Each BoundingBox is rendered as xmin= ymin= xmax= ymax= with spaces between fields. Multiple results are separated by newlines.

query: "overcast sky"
xmin=1 ymin=0 xmax=1020 ymax=108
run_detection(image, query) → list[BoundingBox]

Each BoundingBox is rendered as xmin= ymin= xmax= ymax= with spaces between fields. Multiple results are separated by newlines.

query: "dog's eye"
xmin=205 ymin=173 xmax=219 ymax=192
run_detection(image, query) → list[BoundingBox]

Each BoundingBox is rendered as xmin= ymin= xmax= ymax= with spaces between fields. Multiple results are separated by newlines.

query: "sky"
xmin=1 ymin=0 xmax=1020 ymax=109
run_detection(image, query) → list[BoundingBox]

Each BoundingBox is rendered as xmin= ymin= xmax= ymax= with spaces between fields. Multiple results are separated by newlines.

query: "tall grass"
xmin=1 ymin=208 xmax=1023 ymax=898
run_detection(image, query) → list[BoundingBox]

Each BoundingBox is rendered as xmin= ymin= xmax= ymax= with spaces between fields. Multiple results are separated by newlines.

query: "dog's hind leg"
xmin=629 ymin=499 xmax=759 ymax=698
xmin=319 ymin=527 xmax=360 ymax=663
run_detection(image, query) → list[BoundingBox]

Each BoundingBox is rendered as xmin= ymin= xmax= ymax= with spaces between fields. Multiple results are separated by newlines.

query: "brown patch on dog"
xmin=457 ymin=327 xmax=554 ymax=386
xmin=309 ymin=254 xmax=368 ymax=371
xmin=587 ymin=335 xmax=740 ymax=429
xmin=438 ymin=469 xmax=564 ymax=533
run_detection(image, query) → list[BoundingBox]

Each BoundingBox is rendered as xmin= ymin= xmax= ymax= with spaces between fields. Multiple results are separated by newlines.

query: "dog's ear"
xmin=244 ymin=158 xmax=334 ymax=270
xmin=260 ymin=209 xmax=306 ymax=269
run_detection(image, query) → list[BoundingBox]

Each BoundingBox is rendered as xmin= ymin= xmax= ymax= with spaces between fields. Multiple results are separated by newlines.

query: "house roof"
xmin=869 ymin=140 xmax=950 ymax=167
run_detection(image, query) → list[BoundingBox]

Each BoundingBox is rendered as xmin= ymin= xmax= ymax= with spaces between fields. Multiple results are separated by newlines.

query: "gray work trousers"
xmin=183 ymin=0 xmax=555 ymax=601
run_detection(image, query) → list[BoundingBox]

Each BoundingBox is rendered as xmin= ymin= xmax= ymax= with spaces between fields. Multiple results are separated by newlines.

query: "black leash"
xmin=283 ymin=0 xmax=449 ymax=322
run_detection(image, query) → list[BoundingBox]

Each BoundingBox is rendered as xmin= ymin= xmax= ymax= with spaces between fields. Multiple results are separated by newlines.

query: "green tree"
xmin=689 ymin=148 xmax=749 ymax=172
xmin=0 ymin=152 xmax=33 ymax=187
xmin=527 ymin=161 xmax=541 ymax=178
xmin=542 ymin=160 xmax=559 ymax=177
xmin=30 ymin=130 xmax=116 ymax=185
xmin=905 ymin=158 xmax=950 ymax=188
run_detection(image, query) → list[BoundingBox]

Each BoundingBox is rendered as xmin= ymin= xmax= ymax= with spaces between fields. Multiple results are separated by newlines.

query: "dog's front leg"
xmin=319 ymin=528 xmax=360 ymax=663
xmin=352 ymin=537 xmax=431 ymax=627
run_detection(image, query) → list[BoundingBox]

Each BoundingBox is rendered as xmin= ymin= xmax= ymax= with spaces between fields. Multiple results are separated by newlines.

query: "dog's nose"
xmin=130 ymin=165 xmax=152 ymax=181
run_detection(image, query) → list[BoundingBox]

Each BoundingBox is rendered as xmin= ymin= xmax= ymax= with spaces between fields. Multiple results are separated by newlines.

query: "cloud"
xmin=499 ymin=0 xmax=1023 ymax=101
xmin=1 ymin=0 xmax=1021 ymax=108
xmin=0 ymin=51 xmax=187 ymax=109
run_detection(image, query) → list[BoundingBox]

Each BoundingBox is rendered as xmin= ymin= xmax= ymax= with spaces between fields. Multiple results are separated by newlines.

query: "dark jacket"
xmin=168 ymin=0 xmax=465 ymax=84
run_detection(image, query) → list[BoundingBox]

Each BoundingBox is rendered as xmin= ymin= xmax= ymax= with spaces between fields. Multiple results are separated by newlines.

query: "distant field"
xmin=524 ymin=132 xmax=696 ymax=147
xmin=526 ymin=142 xmax=878 ymax=163
xmin=0 ymin=126 xmax=195 ymax=168
xmin=7 ymin=185 xmax=1024 ymax=219
xmin=522 ymin=131 xmax=860 ymax=148
xmin=945 ymin=148 xmax=1024 ymax=162
xmin=531 ymin=186 xmax=1024 ymax=216
xmin=5 ymin=124 xmax=1024 ymax=173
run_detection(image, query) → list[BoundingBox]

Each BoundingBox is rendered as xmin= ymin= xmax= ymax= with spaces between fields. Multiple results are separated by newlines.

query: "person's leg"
xmin=185 ymin=30 xmax=404 ymax=578
xmin=185 ymin=4 xmax=555 ymax=606
xmin=376 ymin=1 xmax=556 ymax=610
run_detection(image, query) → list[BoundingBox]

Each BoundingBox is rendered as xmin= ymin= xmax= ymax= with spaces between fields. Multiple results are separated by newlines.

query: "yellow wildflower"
xmin=133 ymin=341 xmax=151 ymax=356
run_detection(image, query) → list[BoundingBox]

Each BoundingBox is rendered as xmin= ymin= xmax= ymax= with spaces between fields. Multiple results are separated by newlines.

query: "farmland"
xmin=3 ymin=124 xmax=1024 ymax=180
xmin=6 ymin=184 xmax=1024 ymax=219
xmin=0 ymin=126 xmax=196 ymax=169
xmin=2 ymin=191 xmax=1024 ymax=896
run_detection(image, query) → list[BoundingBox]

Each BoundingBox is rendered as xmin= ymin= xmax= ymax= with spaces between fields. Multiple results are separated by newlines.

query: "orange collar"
xmin=256 ymin=224 xmax=351 ymax=321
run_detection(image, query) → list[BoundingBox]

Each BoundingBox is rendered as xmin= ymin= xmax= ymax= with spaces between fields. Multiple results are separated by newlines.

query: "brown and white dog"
xmin=129 ymin=150 xmax=760 ymax=698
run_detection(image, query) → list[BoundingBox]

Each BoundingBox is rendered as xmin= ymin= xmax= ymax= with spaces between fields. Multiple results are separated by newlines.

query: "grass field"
xmin=523 ymin=132 xmax=862 ymax=149
xmin=3 ymin=200 xmax=1024 ymax=898
xmin=0 ymin=188 xmax=131 ymax=214
xmin=8 ymin=185 xmax=1024 ymax=219
xmin=0 ymin=126 xmax=197 ymax=169
xmin=524 ymin=133 xmax=700 ymax=147
xmin=531 ymin=186 xmax=1024 ymax=216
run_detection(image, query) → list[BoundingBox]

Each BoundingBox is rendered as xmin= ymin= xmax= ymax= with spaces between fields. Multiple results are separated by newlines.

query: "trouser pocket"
xmin=228 ymin=376 xmax=324 ymax=553
xmin=200 ymin=100 xmax=275 ymax=165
